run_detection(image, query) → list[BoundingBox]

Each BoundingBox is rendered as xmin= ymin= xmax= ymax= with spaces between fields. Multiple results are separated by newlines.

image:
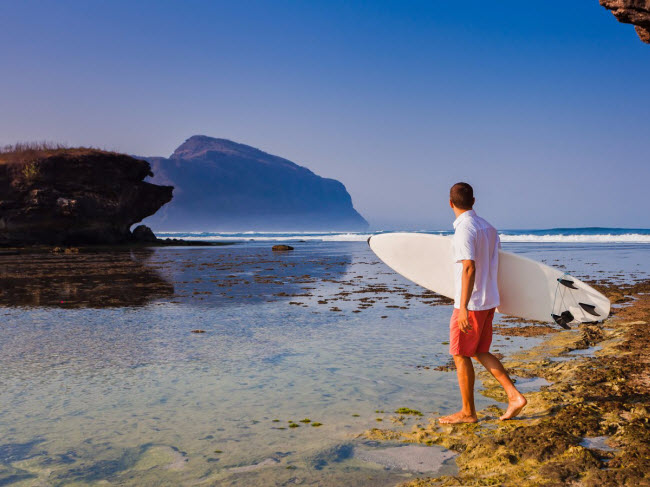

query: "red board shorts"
xmin=449 ymin=308 xmax=495 ymax=357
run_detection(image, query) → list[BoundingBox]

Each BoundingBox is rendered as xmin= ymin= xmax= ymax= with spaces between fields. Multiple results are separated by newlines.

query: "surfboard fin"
xmin=578 ymin=303 xmax=600 ymax=317
xmin=557 ymin=278 xmax=578 ymax=290
xmin=552 ymin=311 xmax=574 ymax=329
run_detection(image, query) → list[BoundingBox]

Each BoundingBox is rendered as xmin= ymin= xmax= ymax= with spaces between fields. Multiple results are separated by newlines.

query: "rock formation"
xmin=140 ymin=135 xmax=368 ymax=231
xmin=132 ymin=224 xmax=159 ymax=243
xmin=600 ymin=0 xmax=650 ymax=43
xmin=0 ymin=148 xmax=173 ymax=245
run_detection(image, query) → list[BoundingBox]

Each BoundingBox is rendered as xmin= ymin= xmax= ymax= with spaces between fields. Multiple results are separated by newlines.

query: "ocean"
xmin=157 ymin=227 xmax=650 ymax=243
xmin=0 ymin=229 xmax=648 ymax=485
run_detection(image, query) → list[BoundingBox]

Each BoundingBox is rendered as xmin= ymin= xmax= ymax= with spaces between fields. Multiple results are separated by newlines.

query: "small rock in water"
xmin=191 ymin=329 xmax=206 ymax=333
xmin=272 ymin=245 xmax=294 ymax=251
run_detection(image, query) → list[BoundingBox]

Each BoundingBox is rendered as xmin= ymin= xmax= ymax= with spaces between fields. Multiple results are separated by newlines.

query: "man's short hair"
xmin=450 ymin=182 xmax=474 ymax=210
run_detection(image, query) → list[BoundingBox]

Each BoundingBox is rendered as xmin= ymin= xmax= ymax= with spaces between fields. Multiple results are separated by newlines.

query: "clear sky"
xmin=1 ymin=0 xmax=648 ymax=230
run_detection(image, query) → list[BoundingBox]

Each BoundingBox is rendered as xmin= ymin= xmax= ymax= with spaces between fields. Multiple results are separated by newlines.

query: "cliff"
xmin=600 ymin=0 xmax=650 ymax=43
xmin=0 ymin=147 xmax=173 ymax=245
xmin=141 ymin=135 xmax=368 ymax=231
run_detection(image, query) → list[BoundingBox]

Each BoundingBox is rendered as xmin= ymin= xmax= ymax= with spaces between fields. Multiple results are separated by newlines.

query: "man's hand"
xmin=458 ymin=307 xmax=471 ymax=333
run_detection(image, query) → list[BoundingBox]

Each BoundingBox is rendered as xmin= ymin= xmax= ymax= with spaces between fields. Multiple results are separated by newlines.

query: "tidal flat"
xmin=0 ymin=241 xmax=647 ymax=486
xmin=365 ymin=279 xmax=650 ymax=486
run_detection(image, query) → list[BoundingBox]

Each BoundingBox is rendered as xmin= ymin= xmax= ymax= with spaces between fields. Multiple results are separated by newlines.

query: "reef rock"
xmin=600 ymin=0 xmax=650 ymax=43
xmin=132 ymin=224 xmax=158 ymax=243
xmin=140 ymin=135 xmax=368 ymax=231
xmin=272 ymin=244 xmax=294 ymax=251
xmin=0 ymin=148 xmax=173 ymax=245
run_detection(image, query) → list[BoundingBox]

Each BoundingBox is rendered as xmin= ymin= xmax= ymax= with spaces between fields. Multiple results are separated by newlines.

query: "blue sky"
xmin=1 ymin=0 xmax=648 ymax=229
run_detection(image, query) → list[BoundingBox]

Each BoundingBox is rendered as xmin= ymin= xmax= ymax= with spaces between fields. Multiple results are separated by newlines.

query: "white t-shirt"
xmin=451 ymin=209 xmax=500 ymax=311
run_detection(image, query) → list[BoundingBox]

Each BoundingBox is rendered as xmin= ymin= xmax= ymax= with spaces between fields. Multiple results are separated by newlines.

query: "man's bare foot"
xmin=438 ymin=411 xmax=478 ymax=424
xmin=499 ymin=394 xmax=527 ymax=420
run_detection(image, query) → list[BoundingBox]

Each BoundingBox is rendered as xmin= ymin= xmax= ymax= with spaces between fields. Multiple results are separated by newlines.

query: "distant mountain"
xmin=139 ymin=136 xmax=368 ymax=231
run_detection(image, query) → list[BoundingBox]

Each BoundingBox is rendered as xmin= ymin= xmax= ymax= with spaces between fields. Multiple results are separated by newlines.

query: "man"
xmin=439 ymin=182 xmax=527 ymax=424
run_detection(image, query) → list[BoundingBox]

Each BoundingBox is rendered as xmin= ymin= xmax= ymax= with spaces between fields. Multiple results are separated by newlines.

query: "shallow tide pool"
xmin=0 ymin=241 xmax=647 ymax=485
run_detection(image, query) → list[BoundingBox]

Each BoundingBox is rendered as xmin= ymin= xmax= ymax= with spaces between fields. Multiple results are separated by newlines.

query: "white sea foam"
xmin=498 ymin=234 xmax=650 ymax=243
xmin=156 ymin=232 xmax=650 ymax=243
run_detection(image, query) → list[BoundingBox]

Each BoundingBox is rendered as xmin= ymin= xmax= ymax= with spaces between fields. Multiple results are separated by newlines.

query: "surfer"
xmin=439 ymin=182 xmax=527 ymax=424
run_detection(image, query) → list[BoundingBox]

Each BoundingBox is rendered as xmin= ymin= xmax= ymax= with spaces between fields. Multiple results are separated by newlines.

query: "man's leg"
xmin=439 ymin=355 xmax=478 ymax=423
xmin=474 ymin=352 xmax=527 ymax=420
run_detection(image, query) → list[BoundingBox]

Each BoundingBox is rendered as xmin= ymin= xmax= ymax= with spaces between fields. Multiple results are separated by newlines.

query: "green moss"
xmin=214 ymin=450 xmax=223 ymax=453
xmin=272 ymin=419 xmax=280 ymax=422
xmin=299 ymin=418 xmax=311 ymax=423
xmin=288 ymin=423 xmax=299 ymax=428
xmin=311 ymin=422 xmax=323 ymax=427
xmin=352 ymin=414 xmax=360 ymax=417
xmin=395 ymin=407 xmax=423 ymax=416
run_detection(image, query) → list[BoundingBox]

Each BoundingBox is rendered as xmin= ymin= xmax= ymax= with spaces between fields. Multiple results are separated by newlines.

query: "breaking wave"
xmin=156 ymin=228 xmax=650 ymax=243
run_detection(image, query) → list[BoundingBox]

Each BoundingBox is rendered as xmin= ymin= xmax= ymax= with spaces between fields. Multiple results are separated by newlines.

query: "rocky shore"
xmin=363 ymin=280 xmax=650 ymax=486
xmin=0 ymin=145 xmax=236 ymax=248
xmin=600 ymin=0 xmax=650 ymax=43
xmin=0 ymin=146 xmax=173 ymax=245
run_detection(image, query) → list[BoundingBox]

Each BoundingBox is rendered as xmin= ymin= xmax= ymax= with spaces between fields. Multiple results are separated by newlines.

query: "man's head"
xmin=449 ymin=182 xmax=474 ymax=211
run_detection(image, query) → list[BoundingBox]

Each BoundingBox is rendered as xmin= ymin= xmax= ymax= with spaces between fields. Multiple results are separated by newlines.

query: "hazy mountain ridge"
xmin=140 ymin=136 xmax=368 ymax=231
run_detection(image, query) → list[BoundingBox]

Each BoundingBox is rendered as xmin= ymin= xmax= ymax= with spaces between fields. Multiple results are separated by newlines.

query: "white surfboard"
xmin=368 ymin=233 xmax=610 ymax=325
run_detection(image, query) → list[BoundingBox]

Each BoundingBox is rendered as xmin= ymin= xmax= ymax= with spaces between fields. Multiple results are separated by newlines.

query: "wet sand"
xmin=364 ymin=279 xmax=650 ymax=486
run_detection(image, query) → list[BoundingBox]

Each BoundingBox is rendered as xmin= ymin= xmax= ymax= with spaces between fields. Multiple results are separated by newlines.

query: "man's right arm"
xmin=458 ymin=259 xmax=476 ymax=333
xmin=454 ymin=225 xmax=477 ymax=333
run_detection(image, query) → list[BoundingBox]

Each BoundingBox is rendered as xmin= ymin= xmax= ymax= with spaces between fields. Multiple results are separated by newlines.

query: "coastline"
xmin=364 ymin=280 xmax=650 ymax=486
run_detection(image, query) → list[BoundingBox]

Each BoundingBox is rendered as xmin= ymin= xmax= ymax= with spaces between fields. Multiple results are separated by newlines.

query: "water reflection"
xmin=148 ymin=245 xmax=353 ymax=308
xmin=0 ymin=249 xmax=174 ymax=308
xmin=0 ymin=245 xmax=353 ymax=309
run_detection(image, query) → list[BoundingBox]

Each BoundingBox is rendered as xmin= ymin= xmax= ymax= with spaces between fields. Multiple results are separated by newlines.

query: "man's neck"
xmin=453 ymin=207 xmax=473 ymax=219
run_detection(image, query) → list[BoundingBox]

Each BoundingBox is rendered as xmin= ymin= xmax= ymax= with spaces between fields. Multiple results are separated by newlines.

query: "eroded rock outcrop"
xmin=600 ymin=0 xmax=650 ymax=43
xmin=0 ymin=148 xmax=173 ymax=245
